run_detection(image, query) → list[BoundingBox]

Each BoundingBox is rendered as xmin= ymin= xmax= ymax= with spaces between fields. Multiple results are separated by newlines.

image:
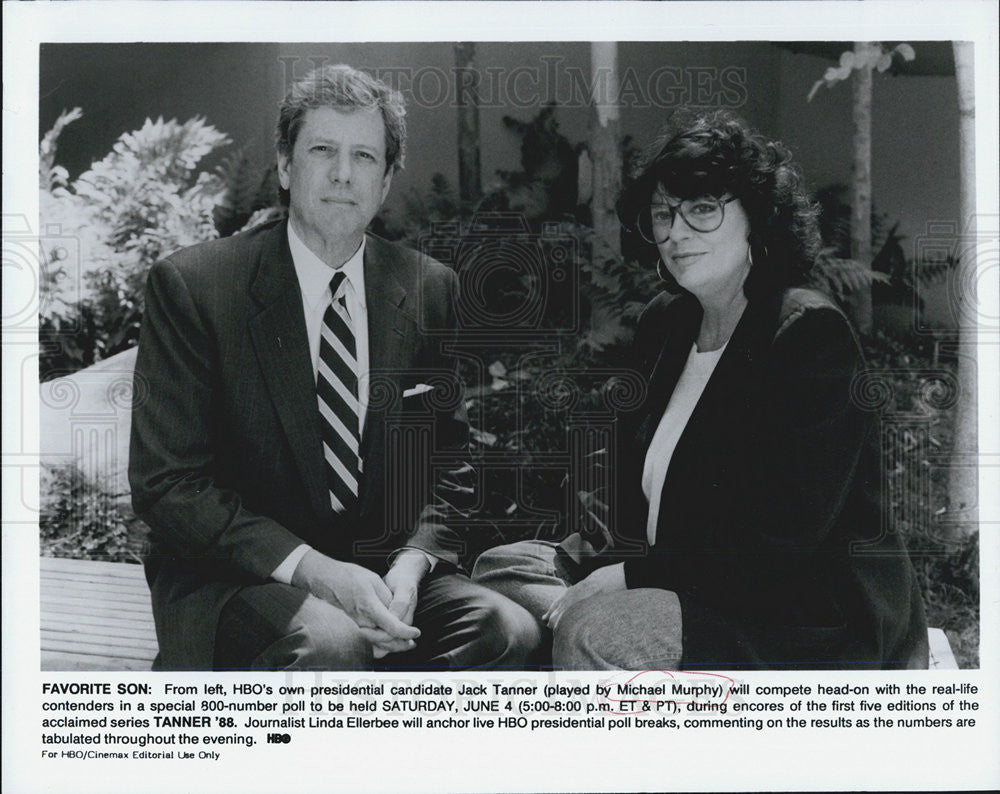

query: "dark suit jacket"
xmin=572 ymin=287 xmax=928 ymax=670
xmin=129 ymin=220 xmax=473 ymax=668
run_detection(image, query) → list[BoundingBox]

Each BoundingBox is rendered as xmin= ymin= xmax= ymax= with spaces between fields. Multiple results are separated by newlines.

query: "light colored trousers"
xmin=472 ymin=540 xmax=683 ymax=670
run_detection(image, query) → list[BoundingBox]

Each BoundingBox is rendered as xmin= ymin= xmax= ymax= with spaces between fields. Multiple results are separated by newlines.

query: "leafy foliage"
xmin=39 ymin=111 xmax=232 ymax=379
xmin=807 ymin=42 xmax=916 ymax=102
xmin=805 ymin=248 xmax=890 ymax=310
xmin=915 ymin=530 xmax=979 ymax=668
xmin=39 ymin=107 xmax=84 ymax=189
xmin=867 ymin=332 xmax=979 ymax=667
xmin=584 ymin=252 xmax=662 ymax=329
xmin=378 ymin=172 xmax=460 ymax=247
xmin=213 ymin=145 xmax=282 ymax=238
xmin=813 ymin=183 xmax=952 ymax=315
xmin=40 ymin=462 xmax=136 ymax=561
xmin=814 ymin=183 xmax=892 ymax=259
xmin=73 ymin=115 xmax=230 ymax=258
xmin=481 ymin=104 xmax=585 ymax=224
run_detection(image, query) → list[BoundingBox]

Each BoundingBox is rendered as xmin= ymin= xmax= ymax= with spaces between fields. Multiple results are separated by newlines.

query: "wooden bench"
xmin=39 ymin=556 xmax=961 ymax=671
xmin=40 ymin=556 xmax=158 ymax=671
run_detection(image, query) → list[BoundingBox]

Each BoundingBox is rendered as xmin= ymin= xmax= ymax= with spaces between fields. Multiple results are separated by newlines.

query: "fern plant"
xmin=71 ymin=115 xmax=230 ymax=266
xmin=213 ymin=144 xmax=282 ymax=237
xmin=40 ymin=111 xmax=232 ymax=378
xmin=805 ymin=248 xmax=891 ymax=311
xmin=814 ymin=183 xmax=951 ymax=317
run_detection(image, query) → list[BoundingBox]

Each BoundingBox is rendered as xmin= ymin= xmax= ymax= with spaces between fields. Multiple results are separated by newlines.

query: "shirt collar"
xmin=287 ymin=221 xmax=367 ymax=310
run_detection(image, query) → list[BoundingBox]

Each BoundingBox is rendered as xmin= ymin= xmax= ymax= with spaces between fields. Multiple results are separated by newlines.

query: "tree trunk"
xmin=947 ymin=41 xmax=978 ymax=538
xmin=454 ymin=43 xmax=482 ymax=219
xmin=587 ymin=42 xmax=624 ymax=347
xmin=849 ymin=42 xmax=874 ymax=335
xmin=589 ymin=42 xmax=622 ymax=264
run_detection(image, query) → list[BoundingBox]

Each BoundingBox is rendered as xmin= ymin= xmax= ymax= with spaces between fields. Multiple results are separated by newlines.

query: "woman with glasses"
xmin=474 ymin=109 xmax=928 ymax=670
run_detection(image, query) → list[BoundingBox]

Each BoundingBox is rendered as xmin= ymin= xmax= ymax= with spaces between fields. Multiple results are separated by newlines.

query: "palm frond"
xmin=807 ymin=249 xmax=891 ymax=309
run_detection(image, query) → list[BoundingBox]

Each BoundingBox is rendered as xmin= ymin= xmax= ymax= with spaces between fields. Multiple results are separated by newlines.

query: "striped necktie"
xmin=317 ymin=270 xmax=361 ymax=513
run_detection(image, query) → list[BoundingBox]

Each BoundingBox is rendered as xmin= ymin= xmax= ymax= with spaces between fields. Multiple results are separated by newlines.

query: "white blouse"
xmin=641 ymin=341 xmax=728 ymax=545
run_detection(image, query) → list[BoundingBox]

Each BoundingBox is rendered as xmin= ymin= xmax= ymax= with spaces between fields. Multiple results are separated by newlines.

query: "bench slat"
xmin=42 ymin=555 xmax=145 ymax=573
xmin=42 ymin=570 xmax=151 ymax=591
xmin=41 ymin=557 xmax=159 ymax=671
xmin=41 ymin=652 xmax=154 ymax=672
xmin=41 ymin=559 xmax=146 ymax=577
xmin=42 ymin=556 xmax=147 ymax=578
xmin=41 ymin=580 xmax=153 ymax=601
xmin=42 ymin=593 xmax=154 ymax=615
xmin=41 ymin=609 xmax=156 ymax=630
xmin=42 ymin=617 xmax=157 ymax=642
xmin=41 ymin=636 xmax=158 ymax=661
xmin=42 ymin=628 xmax=160 ymax=654
xmin=41 ymin=601 xmax=156 ymax=624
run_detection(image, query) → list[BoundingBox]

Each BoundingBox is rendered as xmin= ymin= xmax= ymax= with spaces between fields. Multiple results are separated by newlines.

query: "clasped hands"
xmin=291 ymin=548 xmax=430 ymax=659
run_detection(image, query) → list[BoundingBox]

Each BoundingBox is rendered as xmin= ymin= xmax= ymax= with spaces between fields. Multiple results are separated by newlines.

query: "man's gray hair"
xmin=276 ymin=64 xmax=407 ymax=173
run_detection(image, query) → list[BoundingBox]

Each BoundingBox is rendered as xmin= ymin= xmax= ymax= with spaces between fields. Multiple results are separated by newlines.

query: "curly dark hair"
xmin=617 ymin=108 xmax=822 ymax=298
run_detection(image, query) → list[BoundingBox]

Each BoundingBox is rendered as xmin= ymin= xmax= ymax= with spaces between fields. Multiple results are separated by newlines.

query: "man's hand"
xmin=384 ymin=549 xmax=431 ymax=625
xmin=366 ymin=550 xmax=432 ymax=658
xmin=543 ymin=562 xmax=626 ymax=631
xmin=291 ymin=550 xmax=421 ymax=651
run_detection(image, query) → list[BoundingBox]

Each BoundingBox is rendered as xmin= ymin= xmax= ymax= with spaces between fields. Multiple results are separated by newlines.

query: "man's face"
xmin=278 ymin=106 xmax=392 ymax=259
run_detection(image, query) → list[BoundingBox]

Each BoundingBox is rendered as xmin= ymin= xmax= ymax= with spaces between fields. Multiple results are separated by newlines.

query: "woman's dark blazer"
xmin=600 ymin=286 xmax=928 ymax=670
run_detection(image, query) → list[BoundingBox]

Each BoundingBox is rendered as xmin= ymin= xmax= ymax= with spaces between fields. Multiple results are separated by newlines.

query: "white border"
xmin=4 ymin=2 xmax=999 ymax=792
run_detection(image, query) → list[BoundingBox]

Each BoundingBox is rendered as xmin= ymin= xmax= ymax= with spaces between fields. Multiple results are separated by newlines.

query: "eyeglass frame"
xmin=634 ymin=195 xmax=739 ymax=245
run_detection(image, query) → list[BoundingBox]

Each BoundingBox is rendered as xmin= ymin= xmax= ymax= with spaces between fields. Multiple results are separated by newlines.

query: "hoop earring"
xmin=656 ymin=258 xmax=670 ymax=282
xmin=747 ymin=243 xmax=768 ymax=268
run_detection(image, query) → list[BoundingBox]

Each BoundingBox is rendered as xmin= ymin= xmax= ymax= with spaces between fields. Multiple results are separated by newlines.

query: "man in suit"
xmin=129 ymin=64 xmax=540 ymax=670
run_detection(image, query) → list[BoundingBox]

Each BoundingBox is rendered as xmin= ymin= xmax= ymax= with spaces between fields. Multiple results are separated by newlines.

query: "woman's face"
xmin=652 ymin=186 xmax=752 ymax=300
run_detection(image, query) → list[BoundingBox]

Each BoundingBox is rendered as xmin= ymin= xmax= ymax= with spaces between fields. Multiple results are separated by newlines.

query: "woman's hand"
xmin=543 ymin=562 xmax=626 ymax=630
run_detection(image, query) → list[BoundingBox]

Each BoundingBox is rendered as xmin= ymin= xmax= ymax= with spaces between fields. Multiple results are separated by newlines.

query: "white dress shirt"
xmin=642 ymin=341 xmax=727 ymax=545
xmin=289 ymin=222 xmax=371 ymax=430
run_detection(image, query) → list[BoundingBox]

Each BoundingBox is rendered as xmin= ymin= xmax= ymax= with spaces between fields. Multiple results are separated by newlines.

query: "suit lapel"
xmin=358 ymin=236 xmax=413 ymax=518
xmin=248 ymin=223 xmax=331 ymax=521
xmin=677 ymin=295 xmax=770 ymax=442
xmin=363 ymin=235 xmax=410 ymax=423
xmin=650 ymin=295 xmax=772 ymax=546
xmin=634 ymin=295 xmax=701 ymax=453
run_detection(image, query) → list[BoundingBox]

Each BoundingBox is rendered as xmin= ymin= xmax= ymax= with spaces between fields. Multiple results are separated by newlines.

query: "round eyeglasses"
xmin=635 ymin=195 xmax=738 ymax=245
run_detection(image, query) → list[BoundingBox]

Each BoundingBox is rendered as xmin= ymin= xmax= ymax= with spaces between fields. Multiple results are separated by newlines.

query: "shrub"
xmin=40 ymin=462 xmax=137 ymax=562
xmin=813 ymin=183 xmax=951 ymax=317
xmin=862 ymin=331 xmax=978 ymax=667
xmin=913 ymin=530 xmax=979 ymax=667
xmin=39 ymin=110 xmax=232 ymax=380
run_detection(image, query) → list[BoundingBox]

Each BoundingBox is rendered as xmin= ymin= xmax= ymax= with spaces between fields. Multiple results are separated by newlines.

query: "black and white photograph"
xmin=4 ymin=2 xmax=998 ymax=792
